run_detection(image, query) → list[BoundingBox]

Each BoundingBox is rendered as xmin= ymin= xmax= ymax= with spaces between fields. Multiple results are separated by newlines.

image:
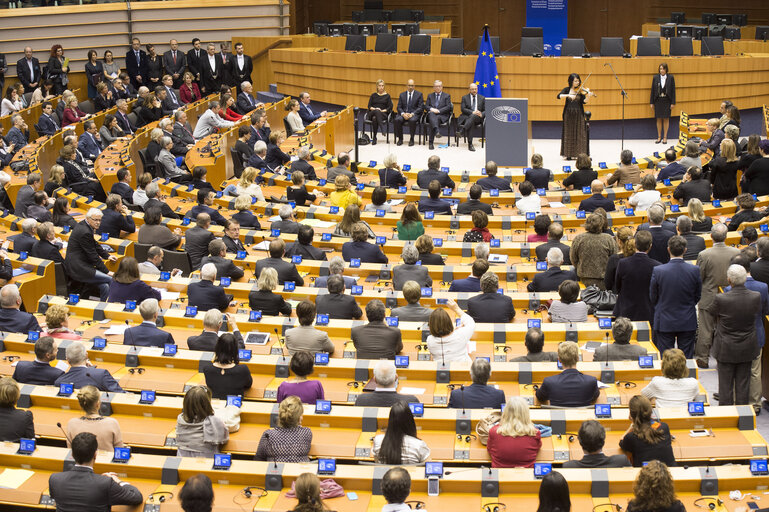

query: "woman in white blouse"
xmin=285 ymin=99 xmax=305 ymax=135
xmin=640 ymin=348 xmax=699 ymax=408
xmin=373 ymin=401 xmax=430 ymax=464
xmin=1 ymin=86 xmax=23 ymax=117
xmin=427 ymin=298 xmax=476 ymax=364
xmin=235 ymin=167 xmax=265 ymax=202
xmin=628 ymin=174 xmax=661 ymax=212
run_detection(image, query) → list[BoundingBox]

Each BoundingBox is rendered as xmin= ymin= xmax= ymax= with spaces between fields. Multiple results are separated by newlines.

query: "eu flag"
xmin=474 ymin=27 xmax=501 ymax=98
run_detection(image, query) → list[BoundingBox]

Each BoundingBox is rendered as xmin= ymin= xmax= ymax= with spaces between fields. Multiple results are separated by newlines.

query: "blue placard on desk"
xmin=525 ymin=212 xmax=536 ymax=221
xmin=376 ymin=236 xmax=386 ymax=246
xmin=421 ymin=287 xmax=433 ymax=297
xmin=62 ymin=225 xmax=71 ymax=234
xmin=595 ymin=404 xmax=612 ymax=418
xmin=140 ymin=390 xmax=156 ymax=404
xmin=315 ymin=399 xmax=331 ymax=414
xmin=750 ymin=459 xmax=769 ymax=476
xmin=440 ymin=167 xmax=449 ymax=173
xmin=181 ymin=217 xmax=191 ymax=226
xmin=322 ymin=233 xmax=332 ymax=242
xmin=67 ymin=294 xmax=79 ymax=305
xmin=350 ymin=258 xmax=361 ymax=268
xmin=761 ymin=224 xmax=769 ymax=233
xmin=563 ymin=165 xmax=571 ymax=173
xmin=18 ymin=438 xmax=35 ymax=455
xmin=490 ymin=239 xmax=500 ymax=248
xmin=92 ymin=337 xmax=107 ymax=350
xmin=58 ymin=383 xmax=73 ymax=396
xmin=528 ymin=319 xmax=541 ymax=329
xmin=318 ymin=458 xmax=336 ymax=475
xmin=481 ymin=167 xmax=487 ymax=175
xmin=409 ymin=402 xmax=424 ymax=417
xmin=582 ymin=186 xmax=592 ymax=194
xmin=534 ymin=463 xmax=552 ymax=479
xmin=490 ymin=189 xmax=499 ymax=197
xmin=386 ymin=317 xmax=399 ymax=327
xmin=27 ymin=330 xmax=39 ymax=342
xmin=638 ymin=355 xmax=654 ymax=368
xmin=398 ymin=186 xmax=407 ymax=194
xmin=624 ymin=208 xmax=634 ymax=216
xmin=163 ymin=343 xmax=177 ymax=356
xmin=713 ymin=199 xmax=721 ymax=207
xmin=216 ymin=191 xmax=223 ymax=198
xmin=599 ymin=162 xmax=608 ymax=169
xmin=688 ymin=401 xmax=705 ymax=416
xmin=315 ymin=352 xmax=329 ymax=365
xmin=357 ymin=183 xmax=365 ymax=191
xmin=271 ymin=228 xmax=281 ymax=237
xmin=375 ymin=209 xmax=386 ymax=217
xmin=220 ymin=277 xmax=231 ymax=287
xmin=187 ymin=183 xmax=194 ymax=192
xmin=288 ymin=201 xmax=296 ymax=209
xmin=113 ymin=447 xmax=131 ymax=463
xmin=632 ymin=157 xmax=637 ymax=164
xmin=316 ymin=314 xmax=329 ymax=326
xmin=319 ymin=178 xmax=327 ymax=186
xmin=86 ymin=195 xmax=94 ymax=203
xmin=159 ymin=271 xmax=171 ymax=281
xmin=598 ymin=318 xmax=612 ymax=329
xmin=16 ymin=251 xmax=26 ymax=262
xmin=537 ymin=188 xmax=546 ymax=196
xmin=536 ymin=261 xmax=547 ymax=271
xmin=283 ymin=281 xmax=296 ymax=291
xmin=395 ymin=355 xmax=409 ymax=368
xmin=292 ymin=255 xmax=302 ymax=264
xmin=185 ymin=306 xmax=197 ymax=317
xmin=226 ymin=395 xmax=242 ymax=408
xmin=670 ymin=204 xmax=680 ymax=212
xmin=100 ymin=232 xmax=109 ymax=242
xmin=625 ymin=183 xmax=633 ymax=191
xmin=754 ymin=194 xmax=759 ymax=201
xmin=249 ymin=310 xmax=262 ymax=322
xmin=351 ymin=285 xmax=363 ymax=295
xmin=403 ymin=164 xmax=411 ymax=171
xmin=443 ymin=188 xmax=452 ymax=196
xmin=576 ymin=210 xmax=586 ymax=219
xmin=238 ymin=349 xmax=252 ymax=361
xmin=125 ymin=300 xmax=136 ymax=312
xmin=425 ymin=461 xmax=443 ymax=477
xmin=433 ymin=238 xmax=443 ymax=247
xmin=425 ymin=211 xmax=434 ymax=219
xmin=330 ymin=206 xmax=339 ymax=214
xmin=213 ymin=453 xmax=231 ymax=470
xmin=369 ymin=160 xmax=376 ymax=168
xmin=664 ymin=179 xmax=672 ymax=186
xmin=251 ymin=196 xmax=258 ymax=204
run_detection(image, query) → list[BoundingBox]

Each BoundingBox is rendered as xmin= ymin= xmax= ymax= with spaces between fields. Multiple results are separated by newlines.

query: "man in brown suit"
xmin=709 ymin=264 xmax=761 ymax=405
xmin=695 ymin=223 xmax=740 ymax=368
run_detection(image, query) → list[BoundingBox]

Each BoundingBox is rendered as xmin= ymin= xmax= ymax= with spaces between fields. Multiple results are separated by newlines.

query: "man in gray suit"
xmin=326 ymin=152 xmax=357 ymax=185
xmin=49 ymin=432 xmax=143 ymax=511
xmin=593 ymin=317 xmax=647 ymax=361
xmin=391 ymin=281 xmax=433 ymax=323
xmin=695 ymin=223 xmax=740 ymax=368
xmin=313 ymin=256 xmax=357 ymax=289
xmin=285 ymin=300 xmax=335 ymax=355
xmin=710 ymin=265 xmax=761 ymax=406
xmin=676 ymin=215 xmax=706 ymax=261
xmin=14 ymin=173 xmax=41 ymax=217
xmin=184 ymin=213 xmax=215 ymax=270
xmin=392 ymin=245 xmax=432 ymax=291
xmin=354 ymin=360 xmax=419 ymax=406
xmin=510 ymin=327 xmax=558 ymax=362
xmin=352 ymin=300 xmax=402 ymax=359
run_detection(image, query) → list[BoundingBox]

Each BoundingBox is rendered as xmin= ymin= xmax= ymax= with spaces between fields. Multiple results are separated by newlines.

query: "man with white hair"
xmin=709 ymin=264 xmax=761 ymax=406
xmin=248 ymin=140 xmax=269 ymax=171
xmin=269 ymin=204 xmax=300 ymax=234
xmin=392 ymin=245 xmax=432 ymax=291
xmin=313 ymin=256 xmax=357 ymax=289
xmin=193 ymin=100 xmax=234 ymax=140
xmin=159 ymin=117 xmax=187 ymax=156
xmin=475 ymin=242 xmax=489 ymax=262
xmin=54 ymin=341 xmax=123 ymax=392
xmin=448 ymin=357 xmax=505 ymax=409
xmin=114 ymin=98 xmax=136 ymax=135
xmin=424 ymin=79 xmax=452 ymax=150
xmin=0 ymin=283 xmax=40 ymax=333
xmin=237 ymin=80 xmax=260 ymax=113
xmin=11 ymin=218 xmax=38 ymax=254
xmin=123 ymin=298 xmax=175 ymax=348
xmin=527 ymin=248 xmax=577 ymax=292
xmin=354 ymin=360 xmax=419 ymax=407
xmin=172 ymin=110 xmax=195 ymax=148
xmin=187 ymin=309 xmax=244 ymax=351
xmin=64 ymin=208 xmax=116 ymax=301
xmin=289 ymin=146 xmax=317 ymax=181
xmin=188 ymin=262 xmax=234 ymax=312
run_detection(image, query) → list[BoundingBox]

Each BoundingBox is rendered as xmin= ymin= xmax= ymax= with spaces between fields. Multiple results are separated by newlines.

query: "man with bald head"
xmin=458 ymin=82 xmax=485 ymax=151
xmin=394 ymin=79 xmax=424 ymax=146
xmin=577 ymin=180 xmax=615 ymax=213
xmin=16 ymin=46 xmax=41 ymax=92
xmin=0 ymin=284 xmax=40 ymax=333
xmin=185 ymin=213 xmax=216 ymax=270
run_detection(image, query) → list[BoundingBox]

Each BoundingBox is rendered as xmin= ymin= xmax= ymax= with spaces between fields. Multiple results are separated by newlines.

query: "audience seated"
xmin=364 ymin=186 xmax=393 ymax=214
xmin=563 ymin=420 xmax=630 ymax=468
xmin=627 ymin=460 xmax=684 ymax=512
xmin=448 ymin=358 xmax=505 ymax=409
xmin=548 ymin=280 xmax=588 ymax=323
xmin=0 ymin=283 xmax=41 ymax=333
xmin=284 ymin=300 xmax=335 ymax=355
xmin=43 ymin=304 xmax=81 ymax=340
xmin=248 ymin=267 xmax=291 ymax=316
xmin=189 ymin=262 xmax=234 ymax=312
xmin=192 ymin=100 xmax=233 ymax=140
xmin=418 ymin=179 xmax=453 ymax=215
xmin=221 ymin=220 xmax=247 ymax=255
xmin=353 ymin=300 xmax=402 ymax=359
xmin=463 ymin=210 xmax=494 ymax=243
xmin=416 ymin=155 xmax=454 ymax=190
xmin=379 ymin=153 xmax=408 ymax=189
xmin=248 ymin=140 xmax=270 ymax=171
xmin=276 ymin=351 xmax=325 ymax=404
xmin=316 ymin=274 xmax=362 ymax=320
xmin=607 ymin=149 xmax=641 ymax=186
xmin=327 ymin=152 xmax=357 ymax=185
xmin=139 ymin=205 xmax=182 ymax=251
xmin=477 ymin=160 xmax=512 ymax=191
xmin=510 ymin=327 xmax=558 ymax=362
xmin=396 ymin=203 xmax=425 ymax=242
xmin=728 ymin=193 xmax=764 ymax=232
xmin=107 ymin=257 xmax=162 ymax=304
xmin=535 ymin=341 xmax=598 ymax=407
xmin=329 ymin=174 xmax=362 ymax=210
xmin=123 ymin=298 xmax=175 ymax=348
xmin=415 ymin=234 xmax=444 ymax=266
xmin=175 ymin=386 xmax=229 ymax=458
xmin=178 ymin=474 xmax=214 ymax=512
xmin=530 ymin=248 xmax=577 ymax=293
xmin=373 ymin=401 xmax=430 ymax=464
xmin=67 ymin=385 xmax=124 ymax=452
xmin=448 ymin=258 xmax=489 ymax=292
xmin=55 ymin=342 xmax=123 ymax=392
xmin=0 ymin=377 xmax=35 ymax=442
xmin=31 ymin=221 xmax=64 ymax=263
xmin=342 ymin=223 xmax=388 ymax=263
xmin=516 ymin=180 xmax=541 ymax=215
xmin=200 ymin=239 xmax=245 ymax=280
xmin=535 ymin=223 xmax=571 ymax=264
xmin=578 ymin=180 xmax=615 ymax=213
xmin=527 ymin=214 xmax=551 ymax=243
xmin=285 ymin=225 xmax=326 ymax=261
xmin=393 ymin=245 xmax=432 ymax=291
xmin=673 ymin=166 xmax=711 ymax=204
xmin=593 ymin=317 xmax=647 ymax=361
xmin=523 ymin=154 xmax=551 ymax=190
xmin=26 ymin=191 xmax=51 ymax=223
xmin=619 ymin=395 xmax=675 ymax=467
xmin=656 ymin=149 xmax=687 ymax=182
xmin=255 ymin=239 xmax=304 ymax=285
xmin=457 ymin=184 xmax=493 ymax=216
xmin=287 ymin=171 xmax=323 ymax=208
xmin=12 ymin=218 xmax=38 ymax=254
xmin=231 ymin=194 xmax=262 ymax=229
xmin=426 ymin=299 xmax=475 ymax=363
xmin=467 ymin=272 xmax=515 ymax=323
xmin=354 ymin=360 xmax=419 ymax=407
xmin=289 ymin=146 xmax=316 ymax=180
xmin=536 ymin=471 xmax=571 ymax=512
xmin=202 ymin=333 xmax=253 ymax=399
xmin=334 ymin=204 xmax=375 ymax=238
xmin=255 ymin=395 xmax=311 ymax=462
xmin=312 ymin=256 xmax=357 ymax=289
xmin=288 ymin=474 xmax=326 ymax=512
xmin=188 ymin=190 xmax=227 ymax=227
xmin=381 ymin=467 xmax=412 ymax=511
xmin=640 ymin=348 xmax=699 ymax=408
xmin=562 ymin=153 xmax=597 ymax=190
xmin=270 ymin=204 xmax=301 ymax=234
xmin=390 ymin=281 xmax=433 ymax=323
xmin=486 ymin=396 xmax=542 ymax=468
xmin=12 ymin=336 xmax=63 ymax=385
xmin=235 ymin=167 xmax=264 ymax=201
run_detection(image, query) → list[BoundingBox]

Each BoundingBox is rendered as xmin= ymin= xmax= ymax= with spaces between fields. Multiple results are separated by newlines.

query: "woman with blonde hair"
xmin=329 ymin=174 xmax=362 ymax=209
xmin=44 ymin=304 xmax=81 ymax=340
xmin=366 ymin=79 xmax=393 ymax=145
xmin=708 ymin=138 xmax=740 ymax=200
xmin=255 ymin=395 xmax=312 ymax=462
xmin=619 ymin=395 xmax=675 ymax=467
xmin=236 ymin=167 xmax=265 ymax=202
xmin=232 ymin=193 xmax=261 ymax=228
xmin=45 ymin=164 xmax=67 ymax=196
xmin=604 ymin=226 xmax=636 ymax=292
xmin=288 ymin=473 xmax=328 ymax=512
xmin=641 ymin=348 xmax=699 ymax=408
xmin=627 ymin=461 xmax=684 ymax=512
xmin=66 ymin=385 xmax=124 ymax=451
xmin=175 ymin=385 xmax=229 ymax=458
xmin=487 ymin=396 xmax=542 ymax=467
xmin=248 ymin=267 xmax=291 ymax=316
xmin=285 ymin=99 xmax=304 ymax=135
xmin=333 ymin=203 xmax=374 ymax=238
xmin=0 ymin=377 xmax=34 ymax=442
xmin=266 ymin=130 xmax=291 ymax=169
xmin=687 ymin=198 xmax=713 ymax=232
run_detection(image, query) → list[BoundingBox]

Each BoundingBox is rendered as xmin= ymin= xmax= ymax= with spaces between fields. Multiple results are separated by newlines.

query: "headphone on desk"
xmin=592 ymin=505 xmax=622 ymax=512
xmin=406 ymin=501 xmax=426 ymax=509
xmin=147 ymin=491 xmax=174 ymax=503
xmin=242 ymin=486 xmax=268 ymax=499
xmin=483 ymin=503 xmax=507 ymax=512
xmin=456 ymin=434 xmax=477 ymax=443
xmin=694 ymin=498 xmax=724 ymax=510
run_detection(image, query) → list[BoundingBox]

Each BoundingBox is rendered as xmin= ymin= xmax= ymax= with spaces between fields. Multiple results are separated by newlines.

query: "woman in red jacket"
xmin=219 ymin=94 xmax=243 ymax=122
xmin=486 ymin=396 xmax=542 ymax=467
xmin=179 ymin=72 xmax=201 ymax=104
xmin=61 ymin=96 xmax=88 ymax=126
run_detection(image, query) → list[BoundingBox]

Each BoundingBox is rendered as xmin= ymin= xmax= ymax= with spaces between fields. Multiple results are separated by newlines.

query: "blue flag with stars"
xmin=474 ymin=27 xmax=501 ymax=98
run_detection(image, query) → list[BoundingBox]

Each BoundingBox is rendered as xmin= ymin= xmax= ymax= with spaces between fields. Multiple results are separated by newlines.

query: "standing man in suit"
xmin=237 ymin=82 xmax=260 ymax=114
xmin=527 ymin=248 xmax=577 ymax=292
xmin=187 ymin=263 xmax=235 ymax=312
xmin=448 ymin=259 xmax=489 ymax=292
xmin=467 ymin=272 xmax=515 ymax=323
xmin=200 ymin=239 xmax=245 ymax=281
xmin=614 ymin=230 xmax=660 ymax=323
xmin=12 ymin=336 xmax=63 ymax=385
xmin=535 ymin=341 xmax=599 ymax=407
xmin=315 ymin=274 xmax=363 ymax=319
xmin=416 ymin=155 xmax=455 ymax=190
xmin=457 ymin=82 xmax=485 ymax=151
xmin=643 ymin=204 xmax=674 ymax=264
xmin=255 ymin=239 xmax=304 ymax=285
xmin=16 ymin=46 xmax=41 ymax=93
xmin=231 ymin=43 xmax=253 ymax=94
xmin=354 ymin=360 xmax=418 ymax=406
xmin=392 ymin=245 xmax=432 ymax=290
xmin=352 ymin=300 xmax=403 ymax=359
xmin=185 ymin=213 xmax=216 ymax=270
xmin=534 ymin=223 xmax=571 ymax=265
xmin=200 ymin=43 xmax=223 ymax=95
xmin=187 ymin=309 xmax=244 ymax=351
xmin=123 ymin=299 xmax=175 ymax=348
xmin=676 ymin=215 xmax=706 ymax=261
xmin=751 ymin=238 xmax=769 ymax=287
xmin=578 ymin=180 xmax=616 ymax=213
xmin=650 ymin=236 xmax=702 ymax=358
xmin=710 ymin=264 xmax=761 ymax=405
xmin=125 ymin=37 xmax=149 ymax=90
xmin=163 ymin=39 xmax=187 ymax=88
xmin=695 ymin=223 xmax=740 ymax=368
xmin=394 ymin=79 xmax=424 ymax=146
xmin=423 ymin=80 xmax=452 ymax=150
xmin=55 ymin=342 xmax=123 ymax=392
xmin=448 ymin=358 xmax=505 ymax=409
xmin=49 ymin=432 xmax=143 ymax=510
xmin=187 ymin=38 xmax=205 ymax=84
xmin=298 ymin=91 xmax=326 ymax=126
xmin=64 ymin=209 xmax=116 ymax=302
xmin=219 ymin=42 xmax=234 ymax=87
xmin=37 ymin=101 xmax=59 ymax=136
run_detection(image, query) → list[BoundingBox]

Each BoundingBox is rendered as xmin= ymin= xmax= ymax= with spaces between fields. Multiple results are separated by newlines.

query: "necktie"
xmin=167 ymin=87 xmax=177 ymax=104
xmin=306 ymin=104 xmax=314 ymax=116
xmin=196 ymin=50 xmax=200 ymax=58
xmin=248 ymin=94 xmax=254 ymax=106
xmin=472 ymin=94 xmax=476 ymax=111
xmin=407 ymin=92 xmax=412 ymax=109
xmin=172 ymin=51 xmax=177 ymax=64
xmin=436 ymin=93 xmax=440 ymax=105
xmin=50 ymin=115 xmax=58 ymax=130
xmin=136 ymin=51 xmax=140 ymax=65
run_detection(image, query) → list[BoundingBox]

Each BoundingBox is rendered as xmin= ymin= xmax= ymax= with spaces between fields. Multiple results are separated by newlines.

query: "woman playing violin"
xmin=558 ymin=73 xmax=594 ymax=160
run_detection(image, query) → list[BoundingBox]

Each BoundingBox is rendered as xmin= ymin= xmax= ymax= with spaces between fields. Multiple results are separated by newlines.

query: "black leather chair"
xmin=134 ymin=243 xmax=152 ymax=263
xmin=408 ymin=34 xmax=431 ymax=54
xmin=363 ymin=111 xmax=394 ymax=143
xmin=521 ymin=36 xmax=544 ymax=56
xmin=420 ymin=111 xmax=454 ymax=147
xmin=700 ymin=36 xmax=724 ymax=55
xmin=560 ymin=38 xmax=586 ymax=56
xmin=636 ymin=37 xmax=662 ymax=56
xmin=345 ymin=35 xmax=366 ymax=51
xmin=669 ymin=37 xmax=694 ymax=56
xmin=440 ymin=38 xmax=465 ymax=55
xmin=375 ymin=33 xmax=398 ymax=53
xmin=162 ymin=250 xmax=192 ymax=277
xmin=599 ymin=37 xmax=625 ymax=56
xmin=477 ymin=35 xmax=500 ymax=55
xmin=137 ymin=148 xmax=157 ymax=178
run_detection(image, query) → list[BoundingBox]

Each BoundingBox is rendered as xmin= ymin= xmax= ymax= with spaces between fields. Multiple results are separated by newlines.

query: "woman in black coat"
xmin=248 ymin=267 xmax=291 ymax=316
xmin=0 ymin=377 xmax=35 ymax=442
xmin=145 ymin=44 xmax=164 ymax=89
xmin=47 ymin=44 xmax=70 ymax=95
xmin=649 ymin=62 xmax=676 ymax=144
xmin=265 ymin=131 xmax=291 ymax=170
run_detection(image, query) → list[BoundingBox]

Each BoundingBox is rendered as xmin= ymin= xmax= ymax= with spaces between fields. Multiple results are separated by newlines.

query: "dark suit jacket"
xmin=285 ymin=242 xmax=327 ymax=261
xmin=477 ymin=175 xmax=512 ymax=191
xmin=682 ymin=232 xmax=706 ymax=261
xmin=314 ymin=275 xmax=357 ymax=289
xmin=31 ymin=239 xmax=64 ymax=263
xmin=673 ymin=179 xmax=711 ymax=204
xmin=354 ymin=391 xmax=419 ymax=407
xmin=188 ymin=280 xmax=231 ymax=312
xmin=64 ymin=221 xmax=109 ymax=280
xmin=298 ymin=102 xmax=322 ymax=125
xmin=270 ymin=219 xmax=300 ymax=234
xmin=315 ymin=293 xmax=362 ymax=319
xmin=115 ymin=111 xmax=136 ymax=135
xmin=37 ymin=113 xmax=59 ymax=136
xmin=144 ymin=197 xmax=179 ymax=221
xmin=54 ymin=366 xmax=123 ymax=392
xmin=614 ymin=252 xmax=660 ymax=322
xmin=187 ymin=330 xmax=244 ymax=351
xmin=396 ymin=90 xmax=424 ymax=115
xmin=448 ymin=276 xmax=481 ymax=292
xmin=184 ymin=226 xmax=215 ymax=270
xmin=188 ymin=204 xmax=227 ymax=227
xmin=535 ymin=240 xmax=571 ymax=265
xmin=535 ymin=368 xmax=599 ymax=407
xmin=125 ymin=49 xmax=149 ymax=87
xmin=12 ymin=232 xmax=37 ymax=254
xmin=578 ymin=194 xmax=616 ymax=213
xmin=448 ymin=383 xmax=505 ymax=409
xmin=255 ymin=257 xmax=304 ymax=285
xmin=13 ymin=359 xmax=63 ymax=385
xmin=527 ymin=267 xmax=578 ymax=293
xmin=200 ymin=255 xmax=244 ymax=280
xmin=289 ymin=158 xmax=316 ymax=181
xmin=14 ymin=185 xmax=35 ymax=217
xmin=186 ymin=48 xmax=205 ymax=80
xmin=424 ymin=91 xmax=452 ymax=121
xmin=392 ymin=264 xmax=432 ymax=290
xmin=232 ymin=54 xmax=255 ymax=88
xmin=100 ymin=208 xmax=135 ymax=239
xmin=467 ymin=292 xmax=516 ymax=323
xmin=352 ymin=322 xmax=403 ymax=359
xmin=341 ymin=241 xmax=388 ymax=264
xmin=657 ymin=161 xmax=686 ymax=182
xmin=709 ymin=285 xmax=761 ymax=363
xmin=49 ymin=466 xmax=143 ymax=512
xmin=0 ymin=307 xmax=40 ymax=333
xmin=110 ymin=182 xmax=134 ymax=205
xmin=237 ymin=91 xmax=259 ymax=114
xmin=459 ymin=93 xmax=485 ymax=118
xmin=647 ymin=226 xmax=674 ymax=264
xmin=16 ymin=57 xmax=41 ymax=90
xmin=223 ymin=235 xmax=246 ymax=255
xmin=562 ymin=453 xmax=631 ymax=468
xmin=379 ymin=167 xmax=407 ymax=189
xmin=6 ymin=126 xmax=28 ymax=149
xmin=172 ymin=121 xmax=195 ymax=146
xmin=162 ymin=50 xmax=187 ymax=79
xmin=418 ymin=197 xmax=453 ymax=215
xmin=123 ymin=322 xmax=174 ymax=348
xmin=650 ymin=259 xmax=702 ymax=332
xmin=200 ymin=53 xmax=224 ymax=94
xmin=650 ymin=73 xmax=676 ymax=105
xmin=0 ymin=407 xmax=34 ymax=442
xmin=457 ymin=199 xmax=493 ymax=215
xmin=751 ymin=259 xmax=769 ymax=287
xmin=232 ymin=210 xmax=261 ymax=229
xmin=248 ymin=289 xmax=291 ymax=316
xmin=416 ymin=169 xmax=455 ymax=189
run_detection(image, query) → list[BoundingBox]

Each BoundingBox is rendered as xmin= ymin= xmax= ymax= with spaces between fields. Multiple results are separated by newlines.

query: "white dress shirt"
xmin=372 ymin=434 xmax=430 ymax=464
xmin=641 ymin=376 xmax=699 ymax=408
xmin=207 ymin=54 xmax=216 ymax=72
xmin=426 ymin=313 xmax=475 ymax=363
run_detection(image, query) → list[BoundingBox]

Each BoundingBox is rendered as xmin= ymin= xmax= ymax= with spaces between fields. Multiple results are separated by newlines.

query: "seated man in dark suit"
xmin=37 ymin=101 xmax=60 ymax=136
xmin=593 ymin=316 xmax=648 ymax=361
xmin=467 ymin=272 xmax=516 ymax=323
xmin=448 ymin=358 xmax=505 ymax=409
xmin=185 ymin=213 xmax=216 ymax=270
xmin=285 ymin=224 xmax=327 ymax=261
xmin=187 ymin=189 xmax=227 ymax=227
xmin=393 ymin=79 xmax=424 ymax=147
xmin=49 ymin=432 xmax=143 ymax=510
xmin=55 ymin=342 xmax=123 ymax=392
xmin=315 ymin=275 xmax=362 ymax=320
xmin=12 ymin=218 xmax=38 ymax=254
xmin=289 ymin=146 xmax=317 ymax=181
xmin=270 ymin=204 xmax=301 ymax=234
xmin=527 ymin=248 xmax=577 ymax=292
xmin=354 ymin=360 xmax=419 ymax=406
xmin=298 ymin=91 xmax=326 ymax=126
xmin=0 ymin=283 xmax=41 ymax=333
xmin=143 ymin=182 xmax=179 ymax=220
xmin=672 ymin=166 xmax=711 ymax=205
xmin=352 ymin=300 xmax=403 ymax=359
xmin=392 ymin=245 xmax=432 ymax=291
xmin=477 ymin=160 xmax=512 ymax=191
xmin=249 ymin=110 xmax=271 ymax=148
xmin=200 ymin=239 xmax=245 ymax=281
xmin=255 ymin=239 xmax=303 ymax=285
xmin=188 ymin=263 xmax=234 ymax=312
xmin=423 ymin=80 xmax=452 ymax=150
xmin=562 ymin=420 xmax=631 ymax=468
xmin=123 ymin=298 xmax=175 ymax=348
xmin=417 ymin=180 xmax=453 ymax=215
xmin=341 ymin=223 xmax=388 ymax=264
xmin=77 ymin=121 xmax=102 ymax=162
xmin=656 ymin=149 xmax=687 ymax=182
xmin=390 ymin=281 xmax=433 ymax=323
xmin=534 ymin=222 xmax=571 ymax=265
xmin=222 ymin=220 xmax=248 ymax=255
xmin=416 ymin=155 xmax=455 ymax=190
xmin=109 ymin=168 xmax=134 ymax=205
xmin=457 ymin=82 xmax=484 ymax=151
xmin=448 ymin=259 xmax=489 ymax=292
xmin=187 ymin=309 xmax=244 ymax=351
xmin=578 ymin=180 xmax=615 ymax=213
xmin=510 ymin=327 xmax=558 ymax=362
xmin=313 ymin=257 xmax=357 ymax=290
xmin=31 ymin=222 xmax=64 ymax=264
xmin=457 ymin=184 xmax=493 ymax=216
xmin=100 ymin=194 xmax=136 ymax=239
xmin=12 ymin=336 xmax=64 ymax=385
xmin=535 ymin=341 xmax=599 ymax=407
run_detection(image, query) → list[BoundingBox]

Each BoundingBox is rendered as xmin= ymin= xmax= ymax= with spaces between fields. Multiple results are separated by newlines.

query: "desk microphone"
xmin=460 ymin=384 xmax=466 ymax=414
xmin=274 ymin=328 xmax=287 ymax=361
xmin=56 ymin=422 xmax=72 ymax=446
xmin=604 ymin=331 xmax=611 ymax=368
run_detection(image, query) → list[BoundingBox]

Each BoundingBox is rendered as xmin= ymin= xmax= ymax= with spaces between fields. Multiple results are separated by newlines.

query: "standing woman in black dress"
xmin=366 ymin=79 xmax=393 ymax=145
xmin=145 ymin=44 xmax=163 ymax=89
xmin=558 ymin=73 xmax=591 ymax=160
xmin=650 ymin=63 xmax=676 ymax=144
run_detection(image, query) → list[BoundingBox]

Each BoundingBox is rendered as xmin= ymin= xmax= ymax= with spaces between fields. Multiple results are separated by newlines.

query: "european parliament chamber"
xmin=1 ymin=0 xmax=769 ymax=510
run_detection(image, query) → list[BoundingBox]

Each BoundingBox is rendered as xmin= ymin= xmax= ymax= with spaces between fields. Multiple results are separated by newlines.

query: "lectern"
xmin=485 ymin=98 xmax=529 ymax=167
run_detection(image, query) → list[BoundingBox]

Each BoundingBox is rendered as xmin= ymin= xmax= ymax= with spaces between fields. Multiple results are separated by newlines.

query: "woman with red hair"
xmin=47 ymin=44 xmax=70 ymax=95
